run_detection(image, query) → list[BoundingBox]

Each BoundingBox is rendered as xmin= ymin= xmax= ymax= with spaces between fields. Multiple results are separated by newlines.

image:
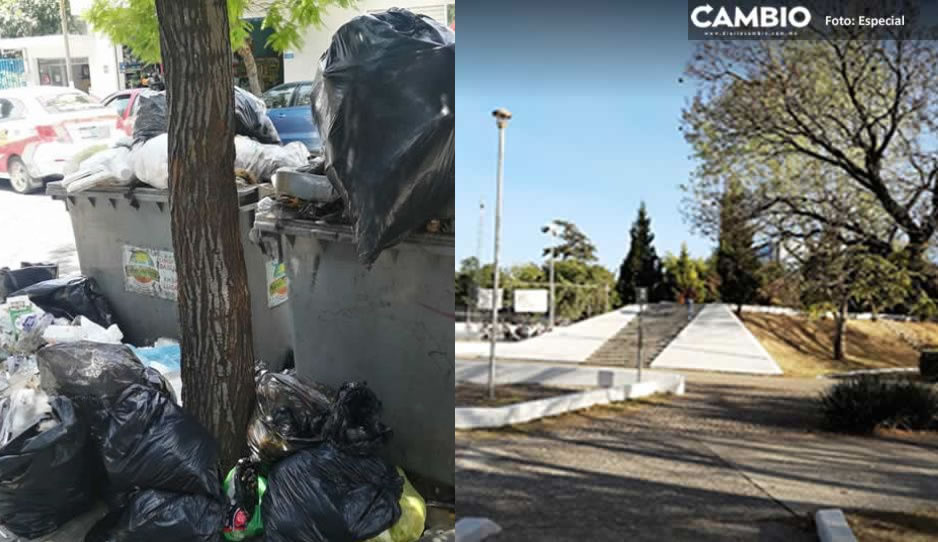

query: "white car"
xmin=0 ymin=86 xmax=120 ymax=193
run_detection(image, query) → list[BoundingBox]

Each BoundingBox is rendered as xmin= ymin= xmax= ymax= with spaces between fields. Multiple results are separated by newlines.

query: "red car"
xmin=102 ymin=88 xmax=147 ymax=137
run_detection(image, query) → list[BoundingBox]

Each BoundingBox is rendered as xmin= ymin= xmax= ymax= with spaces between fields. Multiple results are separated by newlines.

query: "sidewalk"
xmin=651 ymin=304 xmax=783 ymax=375
xmin=455 ymin=307 xmax=638 ymax=363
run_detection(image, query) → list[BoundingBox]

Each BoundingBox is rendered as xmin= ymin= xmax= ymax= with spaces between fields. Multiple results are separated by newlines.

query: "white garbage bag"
xmin=61 ymin=146 xmax=134 ymax=194
xmin=235 ymin=136 xmax=308 ymax=182
xmin=130 ymin=134 xmax=169 ymax=190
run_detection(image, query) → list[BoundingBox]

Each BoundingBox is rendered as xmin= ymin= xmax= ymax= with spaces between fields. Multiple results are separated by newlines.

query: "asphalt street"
xmin=0 ymin=182 xmax=78 ymax=275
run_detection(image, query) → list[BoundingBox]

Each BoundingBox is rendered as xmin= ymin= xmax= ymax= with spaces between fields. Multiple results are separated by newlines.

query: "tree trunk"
xmin=833 ymin=298 xmax=848 ymax=361
xmin=155 ymin=0 xmax=256 ymax=470
xmin=237 ymin=41 xmax=263 ymax=96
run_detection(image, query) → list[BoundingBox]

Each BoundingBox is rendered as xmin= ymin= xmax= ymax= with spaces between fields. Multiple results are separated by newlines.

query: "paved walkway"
xmin=455 ymin=307 xmax=638 ymax=363
xmin=456 ymin=372 xmax=938 ymax=541
xmin=651 ymin=304 xmax=783 ymax=375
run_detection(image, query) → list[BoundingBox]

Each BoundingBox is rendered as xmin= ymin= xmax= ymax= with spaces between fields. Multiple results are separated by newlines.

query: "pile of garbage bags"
xmin=33 ymin=342 xmax=221 ymax=541
xmin=313 ymin=8 xmax=455 ymax=264
xmin=225 ymin=367 xmax=424 ymax=542
xmin=0 ymin=337 xmax=427 ymax=541
xmin=62 ymin=86 xmax=309 ymax=193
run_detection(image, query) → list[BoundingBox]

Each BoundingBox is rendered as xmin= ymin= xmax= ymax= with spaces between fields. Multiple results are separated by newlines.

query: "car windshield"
xmin=37 ymin=92 xmax=103 ymax=114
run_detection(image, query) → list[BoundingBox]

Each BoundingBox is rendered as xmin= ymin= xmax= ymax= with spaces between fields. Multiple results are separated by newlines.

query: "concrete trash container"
xmin=253 ymin=212 xmax=454 ymax=490
xmin=46 ymin=182 xmax=293 ymax=365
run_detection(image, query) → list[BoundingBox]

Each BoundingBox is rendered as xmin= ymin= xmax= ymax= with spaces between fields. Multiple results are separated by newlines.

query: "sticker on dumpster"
xmin=266 ymin=260 xmax=289 ymax=308
xmin=123 ymin=245 xmax=178 ymax=300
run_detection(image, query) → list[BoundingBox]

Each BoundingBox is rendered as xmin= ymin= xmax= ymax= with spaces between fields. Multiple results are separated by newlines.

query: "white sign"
xmin=514 ymin=289 xmax=549 ymax=313
xmin=123 ymin=245 xmax=177 ymax=301
xmin=476 ymin=288 xmax=504 ymax=310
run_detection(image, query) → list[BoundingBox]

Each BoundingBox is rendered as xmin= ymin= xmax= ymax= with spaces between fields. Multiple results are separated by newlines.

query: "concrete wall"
xmin=280 ymin=1 xmax=453 ymax=83
xmin=0 ymin=33 xmax=122 ymax=99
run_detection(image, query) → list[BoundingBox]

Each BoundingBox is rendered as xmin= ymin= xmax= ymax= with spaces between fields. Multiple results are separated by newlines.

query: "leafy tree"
xmin=617 ymin=202 xmax=663 ymax=303
xmin=86 ymin=0 xmax=352 ymax=94
xmin=0 ymin=0 xmax=80 ymax=38
xmin=155 ymin=0 xmax=254 ymax=469
xmin=510 ymin=262 xmax=545 ymax=284
xmin=682 ymin=34 xmax=938 ymax=292
xmin=662 ymin=244 xmax=708 ymax=303
xmin=716 ymin=181 xmax=761 ymax=314
xmin=802 ymin=230 xmax=913 ymax=361
xmin=454 ymin=257 xmax=479 ymax=309
xmin=542 ymin=219 xmax=598 ymax=262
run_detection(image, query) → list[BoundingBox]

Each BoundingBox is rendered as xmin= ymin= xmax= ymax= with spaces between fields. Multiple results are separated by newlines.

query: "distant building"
xmin=0 ymin=32 xmax=123 ymax=99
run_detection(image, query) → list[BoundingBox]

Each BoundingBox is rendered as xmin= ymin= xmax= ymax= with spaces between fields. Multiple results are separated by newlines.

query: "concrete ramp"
xmin=650 ymin=304 xmax=783 ymax=375
xmin=454 ymin=306 xmax=638 ymax=363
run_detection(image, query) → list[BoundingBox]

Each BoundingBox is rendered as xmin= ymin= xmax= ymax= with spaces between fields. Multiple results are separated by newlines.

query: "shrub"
xmin=819 ymin=375 xmax=938 ymax=434
xmin=921 ymin=350 xmax=938 ymax=382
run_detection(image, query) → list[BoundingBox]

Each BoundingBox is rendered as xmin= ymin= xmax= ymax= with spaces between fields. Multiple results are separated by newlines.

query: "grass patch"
xmin=741 ymin=313 xmax=938 ymax=377
xmin=847 ymin=507 xmax=938 ymax=542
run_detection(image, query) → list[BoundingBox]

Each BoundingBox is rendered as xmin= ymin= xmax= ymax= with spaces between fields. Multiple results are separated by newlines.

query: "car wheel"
xmin=8 ymin=156 xmax=38 ymax=194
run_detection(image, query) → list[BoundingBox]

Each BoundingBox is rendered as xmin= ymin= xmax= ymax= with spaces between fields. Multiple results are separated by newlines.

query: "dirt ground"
xmin=456 ymin=383 xmax=579 ymax=407
xmin=847 ymin=506 xmax=938 ymax=542
xmin=458 ymin=370 xmax=938 ymax=541
xmin=741 ymin=313 xmax=938 ymax=377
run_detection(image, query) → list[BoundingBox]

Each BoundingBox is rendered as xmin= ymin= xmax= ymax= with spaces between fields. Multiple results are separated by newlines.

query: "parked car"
xmin=0 ymin=86 xmax=120 ymax=193
xmin=102 ymin=87 xmax=147 ymax=137
xmin=261 ymin=81 xmax=322 ymax=151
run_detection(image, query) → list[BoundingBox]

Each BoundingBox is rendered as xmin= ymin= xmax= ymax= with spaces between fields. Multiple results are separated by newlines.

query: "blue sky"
xmin=456 ymin=0 xmax=710 ymax=271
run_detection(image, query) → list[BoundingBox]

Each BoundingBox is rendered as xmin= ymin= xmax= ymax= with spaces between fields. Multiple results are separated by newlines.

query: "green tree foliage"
xmin=0 ymin=0 xmax=80 ymax=38
xmin=716 ymin=181 xmax=761 ymax=314
xmin=802 ymin=230 xmax=914 ymax=360
xmin=454 ymin=257 xmax=479 ymax=309
xmin=85 ymin=0 xmax=352 ymax=65
xmin=617 ymin=202 xmax=663 ymax=303
xmin=662 ymin=244 xmax=711 ymax=303
xmin=542 ymin=219 xmax=598 ymax=262
xmin=681 ymin=35 xmax=938 ymax=295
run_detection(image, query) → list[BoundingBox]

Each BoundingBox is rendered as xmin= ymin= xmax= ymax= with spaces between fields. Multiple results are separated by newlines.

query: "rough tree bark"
xmin=237 ymin=41 xmax=263 ymax=96
xmin=155 ymin=0 xmax=256 ymax=470
xmin=833 ymin=297 xmax=848 ymax=361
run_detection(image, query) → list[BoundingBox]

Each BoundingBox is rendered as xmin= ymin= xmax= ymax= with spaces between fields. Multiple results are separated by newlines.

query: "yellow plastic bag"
xmin=366 ymin=468 xmax=426 ymax=542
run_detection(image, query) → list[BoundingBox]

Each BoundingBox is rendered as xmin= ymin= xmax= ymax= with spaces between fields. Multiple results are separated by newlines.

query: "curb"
xmin=815 ymin=509 xmax=858 ymax=542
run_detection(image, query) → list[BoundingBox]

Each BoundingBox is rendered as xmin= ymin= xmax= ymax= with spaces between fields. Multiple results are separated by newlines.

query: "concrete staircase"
xmin=585 ymin=303 xmax=698 ymax=367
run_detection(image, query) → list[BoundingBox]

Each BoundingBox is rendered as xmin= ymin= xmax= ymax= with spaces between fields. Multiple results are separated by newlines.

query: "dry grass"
xmin=455 ymin=383 xmax=580 ymax=408
xmin=457 ymin=395 xmax=668 ymax=438
xmin=846 ymin=507 xmax=938 ymax=542
xmin=741 ymin=313 xmax=938 ymax=377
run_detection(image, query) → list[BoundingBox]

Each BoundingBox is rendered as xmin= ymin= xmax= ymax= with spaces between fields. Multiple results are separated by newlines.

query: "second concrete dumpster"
xmin=253 ymin=211 xmax=454 ymax=492
xmin=46 ymin=182 xmax=293 ymax=365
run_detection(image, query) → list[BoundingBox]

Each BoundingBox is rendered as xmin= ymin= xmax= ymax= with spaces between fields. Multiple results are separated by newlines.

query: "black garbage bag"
xmin=323 ymin=382 xmax=391 ymax=456
xmin=85 ymin=489 xmax=223 ymax=542
xmin=100 ymin=384 xmax=219 ymax=496
xmin=313 ymin=8 xmax=454 ymax=265
xmin=0 ymin=397 xmax=100 ymax=538
xmin=131 ymin=90 xmax=167 ymax=145
xmin=12 ymin=276 xmax=116 ymax=327
xmin=235 ymin=86 xmax=281 ymax=144
xmin=247 ymin=371 xmax=334 ymax=465
xmin=38 ymin=342 xmax=152 ymax=405
xmin=0 ymin=263 xmax=57 ymax=302
xmin=262 ymin=443 xmax=403 ymax=542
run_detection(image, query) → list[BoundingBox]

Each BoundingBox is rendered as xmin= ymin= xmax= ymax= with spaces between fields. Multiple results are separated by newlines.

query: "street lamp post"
xmin=541 ymin=224 xmax=558 ymax=330
xmin=488 ymin=108 xmax=511 ymax=400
